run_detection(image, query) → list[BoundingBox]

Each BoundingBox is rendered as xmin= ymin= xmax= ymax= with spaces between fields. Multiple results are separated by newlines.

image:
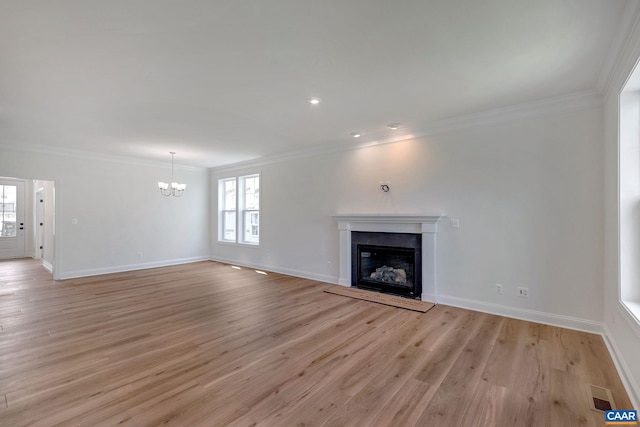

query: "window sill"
xmin=216 ymin=240 xmax=260 ymax=248
xmin=619 ymin=300 xmax=640 ymax=338
xmin=622 ymin=300 xmax=640 ymax=323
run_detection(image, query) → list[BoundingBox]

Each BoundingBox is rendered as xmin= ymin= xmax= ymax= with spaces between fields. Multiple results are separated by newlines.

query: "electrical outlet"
xmin=518 ymin=287 xmax=529 ymax=297
xmin=450 ymin=218 xmax=460 ymax=228
xmin=138 ymin=252 xmax=143 ymax=258
xmin=495 ymin=284 xmax=503 ymax=294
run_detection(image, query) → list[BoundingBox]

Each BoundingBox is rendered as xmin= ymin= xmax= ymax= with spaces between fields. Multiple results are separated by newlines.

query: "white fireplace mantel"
xmin=333 ymin=214 xmax=444 ymax=303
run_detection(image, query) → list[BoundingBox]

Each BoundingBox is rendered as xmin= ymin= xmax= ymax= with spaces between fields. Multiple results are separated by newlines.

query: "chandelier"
xmin=158 ymin=151 xmax=187 ymax=197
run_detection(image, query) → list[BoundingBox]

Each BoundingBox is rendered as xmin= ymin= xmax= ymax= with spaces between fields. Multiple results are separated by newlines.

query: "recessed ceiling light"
xmin=351 ymin=132 xmax=361 ymax=138
xmin=388 ymin=123 xmax=401 ymax=130
xmin=308 ymin=97 xmax=321 ymax=105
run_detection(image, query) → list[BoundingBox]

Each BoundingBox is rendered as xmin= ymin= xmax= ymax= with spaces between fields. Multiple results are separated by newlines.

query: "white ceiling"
xmin=0 ymin=1 xmax=631 ymax=168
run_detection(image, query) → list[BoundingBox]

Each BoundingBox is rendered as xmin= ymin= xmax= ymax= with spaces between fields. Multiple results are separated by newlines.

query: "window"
xmin=620 ymin=68 xmax=640 ymax=325
xmin=219 ymin=174 xmax=260 ymax=245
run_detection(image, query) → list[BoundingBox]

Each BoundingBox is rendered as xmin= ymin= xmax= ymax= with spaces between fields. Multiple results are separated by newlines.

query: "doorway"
xmin=32 ymin=179 xmax=56 ymax=274
xmin=0 ymin=177 xmax=56 ymax=277
xmin=0 ymin=179 xmax=26 ymax=258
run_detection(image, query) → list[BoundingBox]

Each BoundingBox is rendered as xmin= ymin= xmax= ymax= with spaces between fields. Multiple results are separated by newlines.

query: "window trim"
xmin=218 ymin=173 xmax=260 ymax=246
xmin=619 ymin=76 xmax=640 ymax=330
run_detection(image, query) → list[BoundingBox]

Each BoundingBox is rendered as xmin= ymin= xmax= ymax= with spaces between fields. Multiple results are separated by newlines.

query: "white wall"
xmin=211 ymin=106 xmax=605 ymax=329
xmin=603 ymin=10 xmax=640 ymax=409
xmin=0 ymin=148 xmax=210 ymax=279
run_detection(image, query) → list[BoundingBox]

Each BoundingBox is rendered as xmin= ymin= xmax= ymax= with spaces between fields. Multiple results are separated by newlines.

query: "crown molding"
xmin=413 ymin=90 xmax=602 ymax=136
xmin=0 ymin=89 xmax=603 ymax=176
xmin=0 ymin=141 xmax=207 ymax=172
xmin=597 ymin=0 xmax=640 ymax=95
xmin=600 ymin=1 xmax=640 ymax=99
xmin=210 ymin=90 xmax=602 ymax=174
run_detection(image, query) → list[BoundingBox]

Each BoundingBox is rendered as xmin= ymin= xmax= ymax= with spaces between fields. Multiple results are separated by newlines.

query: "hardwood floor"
xmin=0 ymin=259 xmax=632 ymax=426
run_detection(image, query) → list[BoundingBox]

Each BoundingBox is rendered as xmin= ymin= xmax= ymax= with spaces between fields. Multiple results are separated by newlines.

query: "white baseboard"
xmin=42 ymin=260 xmax=53 ymax=273
xmin=602 ymin=323 xmax=640 ymax=411
xmin=209 ymin=256 xmax=337 ymax=285
xmin=206 ymin=260 xmax=603 ymax=334
xmin=437 ymin=294 xmax=605 ymax=334
xmin=440 ymin=294 xmax=639 ymax=409
xmin=58 ymin=256 xmax=210 ymax=280
xmin=422 ymin=292 xmax=436 ymax=303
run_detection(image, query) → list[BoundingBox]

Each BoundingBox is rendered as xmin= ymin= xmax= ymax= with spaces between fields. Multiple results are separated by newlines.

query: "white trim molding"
xmin=209 ymin=255 xmax=337 ymax=285
xmin=440 ymin=295 xmax=640 ymax=408
xmin=58 ymin=256 xmax=210 ymax=280
xmin=438 ymin=294 xmax=604 ymax=334
xmin=603 ymin=323 xmax=640 ymax=411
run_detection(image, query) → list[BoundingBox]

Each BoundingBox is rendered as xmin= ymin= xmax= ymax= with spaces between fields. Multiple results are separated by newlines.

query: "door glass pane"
xmin=223 ymin=211 xmax=236 ymax=240
xmin=0 ymin=185 xmax=17 ymax=237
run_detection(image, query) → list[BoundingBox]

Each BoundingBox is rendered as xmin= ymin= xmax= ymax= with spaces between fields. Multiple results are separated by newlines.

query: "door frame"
xmin=0 ymin=178 xmax=26 ymax=259
xmin=0 ymin=176 xmax=58 ymax=278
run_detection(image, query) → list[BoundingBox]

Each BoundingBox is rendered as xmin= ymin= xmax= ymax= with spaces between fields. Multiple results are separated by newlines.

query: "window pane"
xmin=219 ymin=174 xmax=259 ymax=244
xmin=243 ymin=211 xmax=259 ymax=243
xmin=243 ymin=175 xmax=259 ymax=210
xmin=224 ymin=179 xmax=236 ymax=210
xmin=0 ymin=185 xmax=17 ymax=237
xmin=223 ymin=211 xmax=236 ymax=240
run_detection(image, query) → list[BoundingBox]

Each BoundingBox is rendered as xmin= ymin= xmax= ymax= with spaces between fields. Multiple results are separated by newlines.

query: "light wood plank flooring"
xmin=0 ymin=259 xmax=632 ymax=426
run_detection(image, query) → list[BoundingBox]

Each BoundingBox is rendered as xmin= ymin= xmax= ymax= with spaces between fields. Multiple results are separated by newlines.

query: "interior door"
xmin=0 ymin=180 xmax=26 ymax=259
xmin=35 ymin=189 xmax=44 ymax=259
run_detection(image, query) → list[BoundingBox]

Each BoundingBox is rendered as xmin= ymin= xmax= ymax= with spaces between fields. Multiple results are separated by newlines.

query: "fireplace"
xmin=351 ymin=232 xmax=422 ymax=298
xmin=334 ymin=214 xmax=443 ymax=303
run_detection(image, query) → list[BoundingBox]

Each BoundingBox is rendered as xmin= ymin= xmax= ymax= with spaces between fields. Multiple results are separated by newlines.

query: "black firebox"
xmin=351 ymin=232 xmax=422 ymax=299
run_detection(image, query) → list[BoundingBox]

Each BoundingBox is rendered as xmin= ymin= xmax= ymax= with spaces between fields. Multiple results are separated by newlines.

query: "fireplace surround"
xmin=334 ymin=214 xmax=443 ymax=303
